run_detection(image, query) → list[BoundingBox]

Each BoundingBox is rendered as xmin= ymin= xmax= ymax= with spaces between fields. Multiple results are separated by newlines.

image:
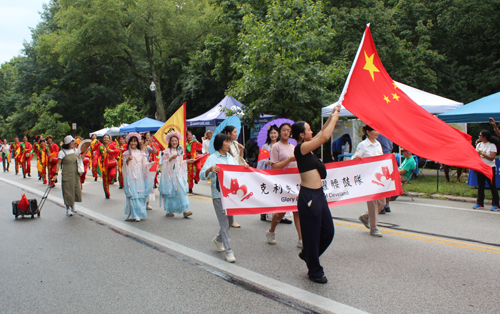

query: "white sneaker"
xmin=146 ymin=205 xmax=153 ymax=210
xmin=370 ymin=230 xmax=383 ymax=237
xmin=135 ymin=218 xmax=141 ymax=222
xmin=225 ymin=252 xmax=236 ymax=263
xmin=297 ymin=239 xmax=303 ymax=248
xmin=71 ymin=206 xmax=77 ymax=213
xmin=66 ymin=209 xmax=73 ymax=217
xmin=266 ymin=230 xmax=277 ymax=244
xmin=211 ymin=237 xmax=225 ymax=252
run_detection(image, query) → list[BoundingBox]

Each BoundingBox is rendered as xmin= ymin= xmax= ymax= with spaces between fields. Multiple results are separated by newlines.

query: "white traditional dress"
xmin=122 ymin=148 xmax=155 ymax=220
xmin=159 ymin=146 xmax=190 ymax=214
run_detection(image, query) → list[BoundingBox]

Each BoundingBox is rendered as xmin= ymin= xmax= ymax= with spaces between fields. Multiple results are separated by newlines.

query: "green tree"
xmin=39 ymin=0 xmax=217 ymax=121
xmin=229 ymin=0 xmax=345 ymax=125
xmin=103 ymin=99 xmax=145 ymax=127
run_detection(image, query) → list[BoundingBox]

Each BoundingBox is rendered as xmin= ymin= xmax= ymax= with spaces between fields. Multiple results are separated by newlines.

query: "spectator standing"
xmin=473 ymin=130 xmax=499 ymax=211
xmin=54 ymin=136 xmax=82 ymax=217
xmin=331 ymin=134 xmax=352 ymax=161
xmin=1 ymin=139 xmax=10 ymax=172
xmin=353 ymin=125 xmax=385 ymax=237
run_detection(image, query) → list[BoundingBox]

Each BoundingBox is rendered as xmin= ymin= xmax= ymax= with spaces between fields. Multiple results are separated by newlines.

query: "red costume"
xmin=12 ymin=140 xmax=21 ymax=175
xmin=37 ymin=143 xmax=49 ymax=184
xmin=185 ymin=140 xmax=203 ymax=190
xmin=90 ymin=139 xmax=100 ymax=180
xmin=99 ymin=141 xmax=119 ymax=198
xmin=117 ymin=142 xmax=128 ymax=189
xmin=47 ymin=142 xmax=59 ymax=187
xmin=20 ymin=140 xmax=33 ymax=178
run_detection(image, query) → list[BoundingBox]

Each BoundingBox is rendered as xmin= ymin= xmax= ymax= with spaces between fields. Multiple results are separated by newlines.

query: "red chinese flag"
xmin=258 ymin=149 xmax=270 ymax=162
xmin=338 ymin=24 xmax=492 ymax=179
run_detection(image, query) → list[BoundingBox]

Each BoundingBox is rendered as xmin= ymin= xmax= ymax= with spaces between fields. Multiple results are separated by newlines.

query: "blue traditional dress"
xmin=159 ymin=146 xmax=190 ymax=214
xmin=122 ymin=149 xmax=155 ymax=220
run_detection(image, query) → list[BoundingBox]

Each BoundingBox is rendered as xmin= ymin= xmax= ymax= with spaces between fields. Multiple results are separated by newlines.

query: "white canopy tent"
xmin=320 ymin=81 xmax=464 ymax=159
xmin=89 ymin=127 xmax=109 ymax=137
xmin=322 ymin=81 xmax=463 ymax=117
xmin=106 ymin=123 xmax=129 ymax=136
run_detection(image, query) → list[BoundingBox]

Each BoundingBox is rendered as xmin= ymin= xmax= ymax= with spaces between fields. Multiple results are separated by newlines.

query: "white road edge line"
xmin=1 ymin=177 xmax=369 ymax=314
xmin=394 ymin=200 xmax=499 ymax=214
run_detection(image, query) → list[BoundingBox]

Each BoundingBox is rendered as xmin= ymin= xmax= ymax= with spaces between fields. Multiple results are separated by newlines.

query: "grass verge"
xmin=405 ymin=175 xmax=492 ymax=199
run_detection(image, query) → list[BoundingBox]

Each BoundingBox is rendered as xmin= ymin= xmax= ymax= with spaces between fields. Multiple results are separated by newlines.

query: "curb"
xmin=406 ymin=192 xmax=492 ymax=205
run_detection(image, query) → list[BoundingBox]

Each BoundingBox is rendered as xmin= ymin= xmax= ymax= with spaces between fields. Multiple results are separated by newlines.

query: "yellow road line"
xmin=335 ymin=221 xmax=500 ymax=254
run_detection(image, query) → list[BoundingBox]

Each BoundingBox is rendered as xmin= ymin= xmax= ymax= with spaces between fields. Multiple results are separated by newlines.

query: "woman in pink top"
xmin=265 ymin=123 xmax=303 ymax=248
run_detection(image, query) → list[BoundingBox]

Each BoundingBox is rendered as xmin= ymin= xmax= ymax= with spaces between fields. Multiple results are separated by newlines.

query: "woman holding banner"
xmin=200 ymin=133 xmax=249 ymax=263
xmin=352 ymin=125 xmax=385 ymax=237
xmin=291 ymin=104 xmax=340 ymax=284
xmin=266 ymin=123 xmax=302 ymax=247
xmin=258 ymin=125 xmax=279 ymax=221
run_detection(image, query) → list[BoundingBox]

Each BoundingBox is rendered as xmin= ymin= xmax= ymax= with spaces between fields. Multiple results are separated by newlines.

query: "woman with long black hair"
xmin=291 ymin=104 xmax=340 ymax=284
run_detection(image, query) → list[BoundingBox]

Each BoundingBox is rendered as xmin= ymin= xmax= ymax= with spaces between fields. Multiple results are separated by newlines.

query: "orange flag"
xmin=153 ymin=102 xmax=186 ymax=151
xmin=338 ymin=24 xmax=492 ymax=179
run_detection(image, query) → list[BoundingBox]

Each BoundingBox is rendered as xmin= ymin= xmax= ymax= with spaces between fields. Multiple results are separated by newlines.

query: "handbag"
xmin=77 ymin=157 xmax=85 ymax=176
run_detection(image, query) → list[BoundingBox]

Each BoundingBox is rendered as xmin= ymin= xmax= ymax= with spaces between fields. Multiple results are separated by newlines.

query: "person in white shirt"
xmin=352 ymin=125 xmax=385 ymax=237
xmin=1 ymin=139 xmax=11 ymax=172
xmin=202 ymin=130 xmax=213 ymax=155
xmin=473 ymin=130 xmax=499 ymax=211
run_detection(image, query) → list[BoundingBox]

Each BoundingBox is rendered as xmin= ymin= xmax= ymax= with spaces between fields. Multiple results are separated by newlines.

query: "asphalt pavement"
xmin=1 ymin=166 xmax=499 ymax=314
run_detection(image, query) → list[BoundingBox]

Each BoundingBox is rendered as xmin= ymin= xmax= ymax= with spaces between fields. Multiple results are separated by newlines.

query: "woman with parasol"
xmin=159 ymin=131 xmax=192 ymax=218
xmin=122 ymin=133 xmax=156 ymax=222
xmin=76 ymin=139 xmax=92 ymax=190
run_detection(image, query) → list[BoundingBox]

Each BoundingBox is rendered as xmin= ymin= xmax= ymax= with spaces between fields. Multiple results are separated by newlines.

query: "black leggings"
xmin=477 ymin=167 xmax=499 ymax=206
xmin=297 ymin=186 xmax=334 ymax=278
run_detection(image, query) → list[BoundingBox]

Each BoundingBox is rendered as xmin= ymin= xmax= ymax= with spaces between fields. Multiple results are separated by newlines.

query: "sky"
xmin=0 ymin=1 xmax=46 ymax=65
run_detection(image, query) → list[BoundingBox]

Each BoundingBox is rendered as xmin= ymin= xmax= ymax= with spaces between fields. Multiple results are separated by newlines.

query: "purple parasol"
xmin=256 ymin=118 xmax=296 ymax=148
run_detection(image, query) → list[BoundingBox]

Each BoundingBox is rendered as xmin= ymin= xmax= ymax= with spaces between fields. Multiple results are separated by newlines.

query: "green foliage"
xmin=103 ymin=100 xmax=145 ymax=127
xmin=7 ymin=92 xmax=70 ymax=140
xmin=0 ymin=0 xmax=499 ymax=143
xmin=229 ymin=0 xmax=345 ymax=125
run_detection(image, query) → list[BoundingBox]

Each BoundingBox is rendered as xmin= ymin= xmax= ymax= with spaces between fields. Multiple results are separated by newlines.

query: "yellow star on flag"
xmin=392 ymin=93 xmax=400 ymax=101
xmin=383 ymin=95 xmax=390 ymax=103
xmin=363 ymin=51 xmax=380 ymax=81
xmin=392 ymin=82 xmax=398 ymax=89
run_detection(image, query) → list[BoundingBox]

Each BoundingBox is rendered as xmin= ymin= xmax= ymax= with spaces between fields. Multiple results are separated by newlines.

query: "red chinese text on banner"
xmin=338 ymin=24 xmax=492 ymax=179
xmin=216 ymin=154 xmax=402 ymax=216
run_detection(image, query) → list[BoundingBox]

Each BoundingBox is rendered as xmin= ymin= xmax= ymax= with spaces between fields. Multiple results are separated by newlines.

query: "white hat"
xmin=63 ymin=135 xmax=75 ymax=145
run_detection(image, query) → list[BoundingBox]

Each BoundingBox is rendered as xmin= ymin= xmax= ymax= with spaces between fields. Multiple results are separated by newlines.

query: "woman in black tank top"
xmin=291 ymin=104 xmax=340 ymax=284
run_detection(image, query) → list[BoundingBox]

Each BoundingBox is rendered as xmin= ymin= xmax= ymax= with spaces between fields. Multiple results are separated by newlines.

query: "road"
xmin=1 ymin=167 xmax=499 ymax=314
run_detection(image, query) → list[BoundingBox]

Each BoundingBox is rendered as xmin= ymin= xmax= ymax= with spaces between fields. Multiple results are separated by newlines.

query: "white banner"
xmin=217 ymin=154 xmax=402 ymax=215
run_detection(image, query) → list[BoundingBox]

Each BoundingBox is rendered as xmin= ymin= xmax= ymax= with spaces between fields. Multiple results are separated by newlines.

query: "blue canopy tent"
xmin=119 ymin=117 xmax=165 ymax=133
xmin=187 ymin=96 xmax=274 ymax=127
xmin=438 ymin=91 xmax=500 ymax=123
